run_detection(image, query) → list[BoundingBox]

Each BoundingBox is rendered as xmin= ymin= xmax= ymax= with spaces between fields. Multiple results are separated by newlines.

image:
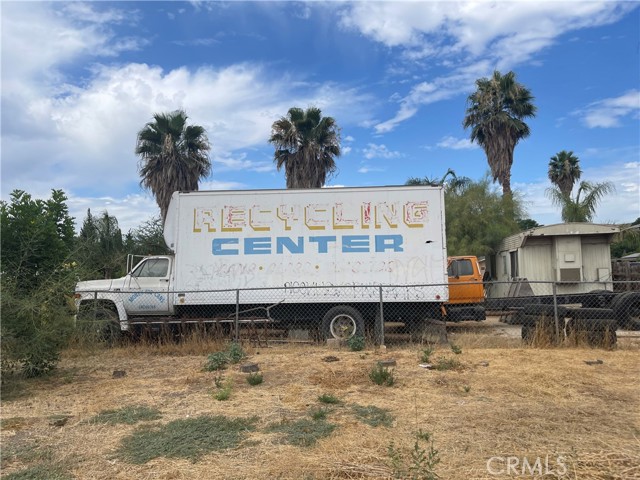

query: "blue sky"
xmin=2 ymin=1 xmax=639 ymax=233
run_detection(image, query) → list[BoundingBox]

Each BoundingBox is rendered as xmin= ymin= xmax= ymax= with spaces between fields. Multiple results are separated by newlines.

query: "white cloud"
xmin=577 ymin=90 xmax=640 ymax=128
xmin=362 ymin=143 xmax=402 ymax=160
xmin=436 ymin=136 xmax=478 ymax=150
xmin=340 ymin=1 xmax=635 ymax=133
xmin=358 ymin=165 xmax=386 ymax=174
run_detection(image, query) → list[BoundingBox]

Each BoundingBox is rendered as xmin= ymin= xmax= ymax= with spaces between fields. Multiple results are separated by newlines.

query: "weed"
xmin=463 ymin=385 xmax=471 ymax=393
xmin=434 ymin=357 xmax=462 ymax=372
xmin=204 ymin=352 xmax=229 ymax=371
xmin=1 ymin=444 xmax=55 ymax=467
xmin=267 ymin=418 xmax=336 ymax=447
xmin=347 ymin=335 xmax=365 ymax=352
xmin=116 ymin=415 xmax=257 ymax=463
xmin=204 ymin=342 xmax=247 ymax=371
xmin=388 ymin=430 xmax=440 ymax=480
xmin=450 ymin=344 xmax=462 ymax=355
xmin=420 ymin=347 xmax=433 ymax=363
xmin=352 ymin=404 xmax=394 ymax=427
xmin=88 ymin=405 xmax=161 ymax=425
xmin=227 ymin=342 xmax=246 ymax=364
xmin=214 ymin=385 xmax=232 ymax=401
xmin=246 ymin=372 xmax=263 ymax=386
xmin=317 ymin=393 xmax=341 ymax=405
xmin=369 ymin=364 xmax=395 ymax=386
xmin=309 ymin=407 xmax=328 ymax=420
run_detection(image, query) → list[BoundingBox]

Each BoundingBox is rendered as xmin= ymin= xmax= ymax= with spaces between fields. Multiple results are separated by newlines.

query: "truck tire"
xmin=522 ymin=304 xmax=567 ymax=318
xmin=568 ymin=308 xmax=616 ymax=321
xmin=77 ymin=307 xmax=122 ymax=344
xmin=586 ymin=289 xmax=615 ymax=309
xmin=521 ymin=324 xmax=535 ymax=343
xmin=612 ymin=292 xmax=640 ymax=330
xmin=322 ymin=306 xmax=364 ymax=341
xmin=569 ymin=318 xmax=617 ymax=348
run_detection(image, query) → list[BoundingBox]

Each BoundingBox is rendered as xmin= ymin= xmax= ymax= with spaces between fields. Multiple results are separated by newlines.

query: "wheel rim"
xmin=329 ymin=314 xmax=357 ymax=339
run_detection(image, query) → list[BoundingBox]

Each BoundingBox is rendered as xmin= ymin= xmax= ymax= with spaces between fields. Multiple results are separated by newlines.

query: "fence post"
xmin=235 ymin=289 xmax=240 ymax=342
xmin=552 ymin=282 xmax=560 ymax=343
xmin=378 ymin=286 xmax=385 ymax=347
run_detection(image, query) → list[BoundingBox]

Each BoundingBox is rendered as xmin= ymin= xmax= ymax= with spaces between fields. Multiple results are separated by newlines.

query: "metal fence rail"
xmin=75 ymin=280 xmax=640 ymax=346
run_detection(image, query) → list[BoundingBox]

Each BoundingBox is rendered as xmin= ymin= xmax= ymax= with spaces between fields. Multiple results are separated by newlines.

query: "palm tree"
xmin=546 ymin=181 xmax=615 ymax=223
xmin=269 ymin=107 xmax=341 ymax=188
xmin=405 ymin=168 xmax=471 ymax=194
xmin=463 ymin=70 xmax=536 ymax=197
xmin=135 ymin=110 xmax=211 ymax=222
xmin=548 ymin=150 xmax=582 ymax=198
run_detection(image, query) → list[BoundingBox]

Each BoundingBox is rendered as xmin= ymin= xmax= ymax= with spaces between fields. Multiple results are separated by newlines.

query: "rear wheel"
xmin=322 ymin=306 xmax=364 ymax=341
xmin=612 ymin=292 xmax=640 ymax=330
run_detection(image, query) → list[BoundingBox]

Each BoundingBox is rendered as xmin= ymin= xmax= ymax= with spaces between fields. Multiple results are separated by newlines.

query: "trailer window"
xmin=133 ymin=258 xmax=169 ymax=278
xmin=510 ymin=251 xmax=519 ymax=278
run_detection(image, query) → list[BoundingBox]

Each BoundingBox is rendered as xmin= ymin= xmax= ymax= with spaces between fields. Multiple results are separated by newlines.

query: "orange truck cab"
xmin=445 ymin=255 xmax=486 ymax=321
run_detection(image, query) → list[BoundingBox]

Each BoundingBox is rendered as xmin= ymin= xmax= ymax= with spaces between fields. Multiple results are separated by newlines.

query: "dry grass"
xmin=1 ymin=326 xmax=639 ymax=479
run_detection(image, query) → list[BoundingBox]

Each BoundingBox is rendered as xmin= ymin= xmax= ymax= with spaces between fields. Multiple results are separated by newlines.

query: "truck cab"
xmin=74 ymin=255 xmax=175 ymax=329
xmin=445 ymin=255 xmax=486 ymax=321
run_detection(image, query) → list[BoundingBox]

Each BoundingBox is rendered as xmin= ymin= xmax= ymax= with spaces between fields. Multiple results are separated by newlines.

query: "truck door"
xmin=447 ymin=257 xmax=484 ymax=304
xmin=125 ymin=257 xmax=171 ymax=315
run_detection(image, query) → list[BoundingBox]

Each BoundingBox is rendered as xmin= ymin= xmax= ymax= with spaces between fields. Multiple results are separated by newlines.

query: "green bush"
xmin=420 ymin=347 xmax=433 ymax=363
xmin=246 ymin=373 xmax=263 ymax=386
xmin=388 ymin=430 xmax=440 ymax=480
xmin=369 ymin=364 xmax=395 ymax=386
xmin=434 ymin=357 xmax=462 ymax=371
xmin=204 ymin=342 xmax=247 ymax=372
xmin=214 ymin=386 xmax=232 ymax=401
xmin=347 ymin=335 xmax=365 ymax=352
xmin=1 ymin=278 xmax=75 ymax=378
xmin=204 ymin=352 xmax=229 ymax=371
xmin=227 ymin=342 xmax=246 ymax=364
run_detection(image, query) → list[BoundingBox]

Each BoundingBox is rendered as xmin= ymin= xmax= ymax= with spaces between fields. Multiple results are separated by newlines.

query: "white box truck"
xmin=75 ymin=185 xmax=452 ymax=339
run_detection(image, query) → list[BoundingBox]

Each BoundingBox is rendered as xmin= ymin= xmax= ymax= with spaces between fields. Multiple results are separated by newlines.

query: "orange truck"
xmin=445 ymin=255 xmax=486 ymax=321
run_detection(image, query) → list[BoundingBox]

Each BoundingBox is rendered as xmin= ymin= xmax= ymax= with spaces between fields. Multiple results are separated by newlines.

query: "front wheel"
xmin=322 ymin=306 xmax=364 ymax=341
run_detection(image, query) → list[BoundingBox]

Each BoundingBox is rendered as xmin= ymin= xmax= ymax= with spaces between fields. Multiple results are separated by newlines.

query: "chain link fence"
xmin=75 ymin=278 xmax=640 ymax=348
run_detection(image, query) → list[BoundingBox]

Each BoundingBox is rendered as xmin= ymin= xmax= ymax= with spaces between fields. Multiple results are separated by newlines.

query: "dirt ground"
xmin=1 ymin=320 xmax=639 ymax=479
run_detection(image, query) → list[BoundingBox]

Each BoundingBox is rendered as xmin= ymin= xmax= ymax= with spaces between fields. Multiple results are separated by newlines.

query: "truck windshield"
xmin=448 ymin=259 xmax=473 ymax=277
xmin=132 ymin=258 xmax=169 ymax=278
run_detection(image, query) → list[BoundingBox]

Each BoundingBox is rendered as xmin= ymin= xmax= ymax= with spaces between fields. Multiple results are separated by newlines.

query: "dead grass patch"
xmin=0 ymin=335 xmax=638 ymax=479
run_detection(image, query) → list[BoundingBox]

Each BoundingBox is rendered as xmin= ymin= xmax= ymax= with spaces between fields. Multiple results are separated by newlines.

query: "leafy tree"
xmin=463 ymin=70 xmax=536 ymax=197
xmin=124 ymin=216 xmax=172 ymax=257
xmin=548 ymin=150 xmax=582 ymax=198
xmin=610 ymin=218 xmax=640 ymax=258
xmin=445 ymin=177 xmax=523 ymax=256
xmin=1 ymin=189 xmax=75 ymax=291
xmin=77 ymin=209 xmax=125 ymax=279
xmin=516 ymin=218 xmax=541 ymax=230
xmin=135 ymin=110 xmax=211 ymax=223
xmin=546 ymin=180 xmax=615 ymax=223
xmin=405 ymin=168 xmax=471 ymax=193
xmin=1 ymin=190 xmax=76 ymax=376
xmin=269 ymin=106 xmax=341 ymax=188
